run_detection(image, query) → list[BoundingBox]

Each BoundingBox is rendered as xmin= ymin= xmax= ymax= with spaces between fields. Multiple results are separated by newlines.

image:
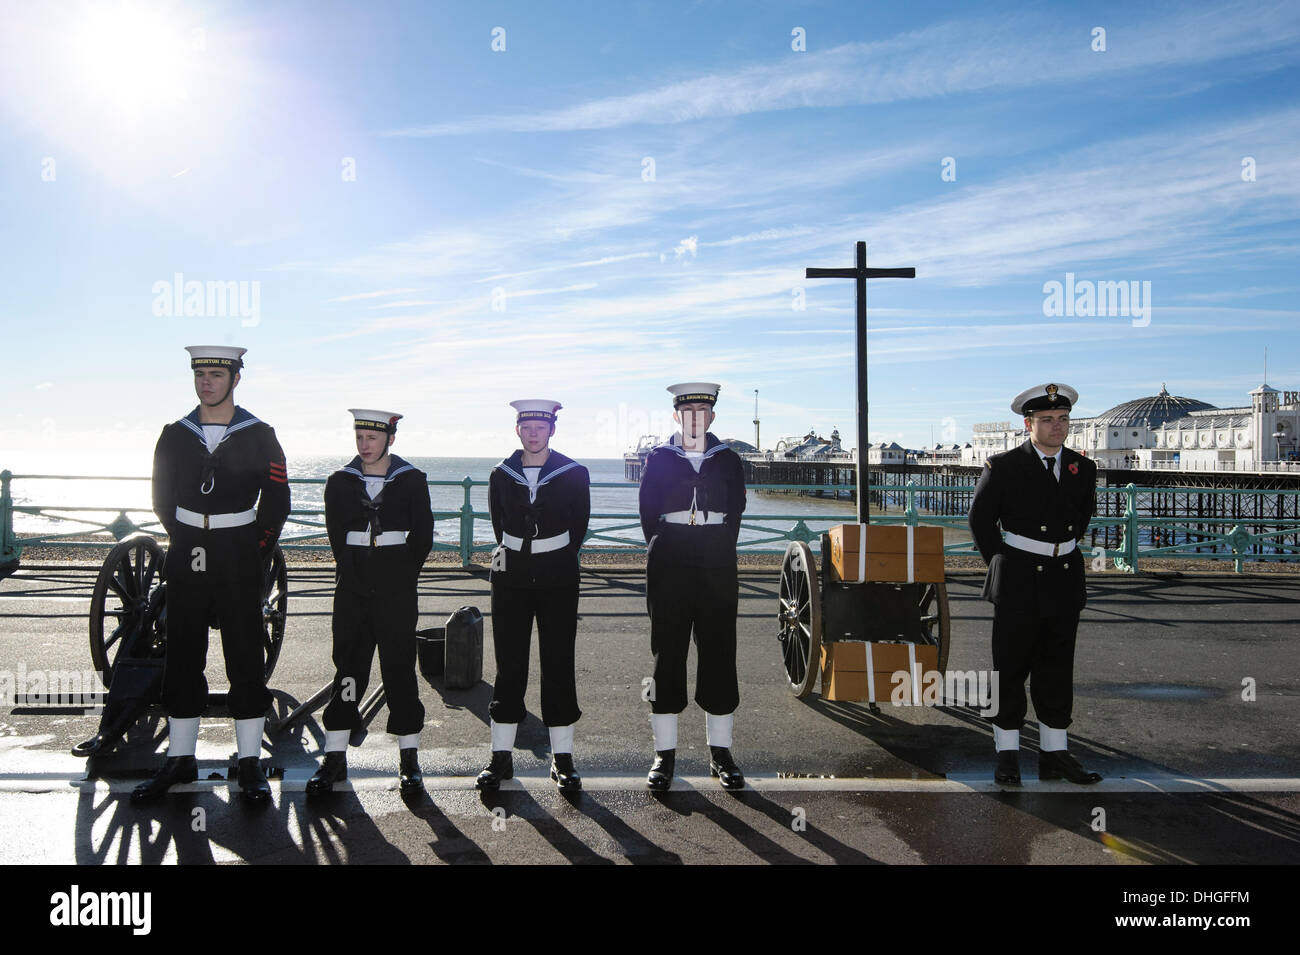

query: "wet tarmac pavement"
xmin=1 ymin=564 xmax=1298 ymax=866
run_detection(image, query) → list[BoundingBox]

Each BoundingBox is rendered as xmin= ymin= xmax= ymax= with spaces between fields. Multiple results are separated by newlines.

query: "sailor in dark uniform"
xmin=968 ymin=382 xmax=1103 ymax=785
xmin=307 ymin=409 xmax=433 ymax=797
xmin=638 ymin=382 xmax=747 ymax=791
xmin=133 ymin=346 xmax=290 ymax=805
xmin=476 ymin=400 xmax=590 ymax=792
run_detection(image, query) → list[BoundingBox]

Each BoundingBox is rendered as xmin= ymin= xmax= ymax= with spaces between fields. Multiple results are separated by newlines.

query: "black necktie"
xmin=1044 ymin=456 xmax=1055 ymax=476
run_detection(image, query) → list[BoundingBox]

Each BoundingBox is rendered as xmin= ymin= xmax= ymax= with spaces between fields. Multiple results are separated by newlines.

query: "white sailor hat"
xmin=1012 ymin=382 xmax=1078 ymax=416
xmin=349 ymin=408 xmax=403 ymax=433
xmin=667 ymin=382 xmax=720 ymax=407
xmin=510 ymin=399 xmax=561 ymax=423
xmin=186 ymin=345 xmax=246 ymax=370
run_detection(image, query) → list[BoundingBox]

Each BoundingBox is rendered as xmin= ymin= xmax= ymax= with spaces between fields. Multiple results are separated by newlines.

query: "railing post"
xmin=904 ymin=480 xmax=918 ymax=526
xmin=0 ymin=470 xmax=21 ymax=567
xmin=460 ymin=476 xmax=474 ymax=568
xmin=1124 ymin=483 xmax=1139 ymax=573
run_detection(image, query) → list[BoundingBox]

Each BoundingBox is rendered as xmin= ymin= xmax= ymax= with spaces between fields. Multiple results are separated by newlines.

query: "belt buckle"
xmin=371 ymin=535 xmax=378 ymax=548
xmin=689 ymin=508 xmax=697 ymax=526
xmin=1052 ymin=542 xmax=1059 ymax=557
xmin=203 ymin=514 xmax=210 ymax=530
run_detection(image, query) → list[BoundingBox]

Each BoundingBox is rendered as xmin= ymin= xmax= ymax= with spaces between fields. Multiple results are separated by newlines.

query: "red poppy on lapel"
xmin=1068 ymin=462 xmax=1079 ymax=474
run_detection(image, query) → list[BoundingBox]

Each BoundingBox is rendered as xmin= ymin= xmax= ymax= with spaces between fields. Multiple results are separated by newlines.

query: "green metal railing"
xmin=2 ymin=470 xmax=1298 ymax=573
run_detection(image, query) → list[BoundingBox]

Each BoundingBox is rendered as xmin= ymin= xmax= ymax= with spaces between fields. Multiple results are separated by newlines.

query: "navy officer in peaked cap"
xmin=476 ymin=399 xmax=591 ymax=792
xmin=638 ymin=382 xmax=747 ymax=791
xmin=968 ymin=382 xmax=1102 ymax=785
xmin=134 ymin=345 xmax=290 ymax=805
xmin=308 ymin=409 xmax=433 ymax=797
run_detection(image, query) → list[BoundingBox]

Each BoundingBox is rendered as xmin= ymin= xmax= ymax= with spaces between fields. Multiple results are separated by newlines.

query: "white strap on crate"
xmin=345 ymin=530 xmax=407 ymax=547
xmin=865 ymin=642 xmax=875 ymax=704
xmin=502 ymin=530 xmax=570 ymax=553
xmin=175 ymin=506 xmax=255 ymax=530
xmin=851 ymin=524 xmax=917 ymax=583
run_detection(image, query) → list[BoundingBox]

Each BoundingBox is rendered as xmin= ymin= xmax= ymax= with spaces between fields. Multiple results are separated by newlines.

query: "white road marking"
xmin=1 ymin=774 xmax=1297 ymax=794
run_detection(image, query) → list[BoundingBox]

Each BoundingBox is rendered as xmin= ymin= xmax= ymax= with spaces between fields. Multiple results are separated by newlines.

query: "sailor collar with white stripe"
xmin=178 ymin=406 xmax=261 ymax=446
xmin=496 ymin=449 xmax=581 ymax=489
xmin=339 ymin=453 xmax=417 ymax=484
xmin=658 ymin=431 xmax=728 ymax=459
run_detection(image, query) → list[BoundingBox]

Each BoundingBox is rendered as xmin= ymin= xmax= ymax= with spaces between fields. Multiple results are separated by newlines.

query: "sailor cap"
xmin=667 ymin=382 xmax=720 ymax=407
xmin=186 ymin=345 xmax=246 ymax=370
xmin=349 ymin=408 xmax=402 ymax=433
xmin=510 ymin=399 xmax=562 ymax=423
xmin=1012 ymin=382 xmax=1078 ymax=416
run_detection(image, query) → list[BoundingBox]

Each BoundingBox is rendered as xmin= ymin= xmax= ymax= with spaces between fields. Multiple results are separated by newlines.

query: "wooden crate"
xmin=820 ymin=641 xmax=939 ymax=703
xmin=828 ymin=524 xmax=945 ymax=583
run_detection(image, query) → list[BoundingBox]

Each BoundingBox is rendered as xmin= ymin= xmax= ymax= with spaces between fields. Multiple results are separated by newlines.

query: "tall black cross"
xmin=805 ymin=241 xmax=915 ymax=524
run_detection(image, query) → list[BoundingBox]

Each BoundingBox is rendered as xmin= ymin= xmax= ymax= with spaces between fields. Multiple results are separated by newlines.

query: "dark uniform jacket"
xmin=325 ymin=455 xmax=433 ymax=596
xmin=152 ymin=407 xmax=290 ymax=576
xmin=489 ymin=450 xmax=590 ymax=589
xmin=968 ymin=439 xmax=1098 ymax=614
xmin=638 ymin=433 xmax=746 ymax=568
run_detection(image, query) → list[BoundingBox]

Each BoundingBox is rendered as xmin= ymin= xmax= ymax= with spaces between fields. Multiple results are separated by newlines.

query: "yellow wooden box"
xmin=828 ymin=524 xmax=945 ymax=583
xmin=820 ymin=641 xmax=939 ymax=703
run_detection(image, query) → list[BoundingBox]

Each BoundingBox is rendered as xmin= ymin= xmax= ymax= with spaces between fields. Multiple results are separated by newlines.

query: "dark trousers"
xmin=489 ymin=579 xmax=581 ymax=726
xmin=646 ymin=558 xmax=739 ymax=715
xmin=990 ymin=605 xmax=1079 ymax=731
xmin=323 ymin=588 xmax=424 ymax=737
xmin=162 ymin=547 xmax=271 ymax=720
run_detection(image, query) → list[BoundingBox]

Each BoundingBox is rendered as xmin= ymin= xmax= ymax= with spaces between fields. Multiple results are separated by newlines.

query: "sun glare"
xmin=66 ymin=2 xmax=199 ymax=120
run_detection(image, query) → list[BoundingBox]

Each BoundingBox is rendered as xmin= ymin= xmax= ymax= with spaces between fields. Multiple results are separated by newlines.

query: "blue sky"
xmin=2 ymin=0 xmax=1298 ymax=471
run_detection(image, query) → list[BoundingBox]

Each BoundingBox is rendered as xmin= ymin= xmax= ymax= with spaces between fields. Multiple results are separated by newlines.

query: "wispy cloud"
xmin=383 ymin=2 xmax=1300 ymax=137
xmin=327 ymin=288 xmax=419 ymax=302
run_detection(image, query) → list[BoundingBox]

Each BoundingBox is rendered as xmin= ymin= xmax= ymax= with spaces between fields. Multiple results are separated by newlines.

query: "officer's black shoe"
xmin=550 ymin=753 xmax=582 ymax=792
xmin=646 ymin=750 xmax=675 ymax=791
xmin=476 ymin=751 xmax=513 ymax=790
xmin=306 ymin=751 xmax=347 ymax=797
xmin=1039 ymin=750 xmax=1102 ymax=784
xmin=709 ymin=746 xmax=745 ymax=790
xmin=994 ymin=750 xmax=1022 ymax=785
xmin=398 ymin=748 xmax=424 ymax=796
xmin=130 ymin=756 xmax=198 ymax=804
xmin=237 ymin=756 xmax=272 ymax=805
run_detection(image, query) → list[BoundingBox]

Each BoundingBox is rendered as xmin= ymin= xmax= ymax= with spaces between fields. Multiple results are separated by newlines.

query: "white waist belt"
xmin=176 ymin=506 xmax=256 ymax=530
xmin=502 ymin=530 xmax=570 ymax=553
xmin=345 ymin=530 xmax=408 ymax=547
xmin=1004 ymin=532 xmax=1076 ymax=557
xmin=661 ymin=511 xmax=727 ymax=525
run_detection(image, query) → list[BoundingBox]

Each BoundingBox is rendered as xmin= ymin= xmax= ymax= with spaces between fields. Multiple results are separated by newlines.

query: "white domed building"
xmin=1069 ymin=384 xmax=1299 ymax=471
xmin=965 ymin=384 xmax=1300 ymax=472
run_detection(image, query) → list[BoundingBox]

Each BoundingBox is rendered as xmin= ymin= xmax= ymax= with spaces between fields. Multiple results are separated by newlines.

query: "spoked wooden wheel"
xmin=261 ymin=545 xmax=288 ymax=680
xmin=916 ymin=579 xmax=951 ymax=673
xmin=777 ymin=541 xmax=822 ymax=697
xmin=89 ymin=535 xmax=166 ymax=687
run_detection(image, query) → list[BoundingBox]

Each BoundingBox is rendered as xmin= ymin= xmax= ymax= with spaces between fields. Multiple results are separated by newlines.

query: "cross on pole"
xmin=805 ymin=241 xmax=915 ymax=524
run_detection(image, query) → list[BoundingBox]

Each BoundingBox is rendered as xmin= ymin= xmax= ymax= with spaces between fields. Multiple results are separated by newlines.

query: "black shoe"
xmin=237 ymin=756 xmax=272 ymax=805
xmin=399 ymin=748 xmax=424 ymax=796
xmin=994 ymin=750 xmax=1021 ymax=785
xmin=708 ymin=746 xmax=745 ymax=790
xmin=550 ymin=753 xmax=582 ymax=792
xmin=306 ymin=751 xmax=347 ymax=797
xmin=1039 ymin=750 xmax=1102 ymax=784
xmin=131 ymin=756 xmax=198 ymax=804
xmin=646 ymin=750 xmax=675 ymax=791
xmin=476 ymin=751 xmax=513 ymax=790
